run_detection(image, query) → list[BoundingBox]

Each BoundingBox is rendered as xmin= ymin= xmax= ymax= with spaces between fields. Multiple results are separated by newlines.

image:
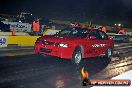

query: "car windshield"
xmin=57 ymin=27 xmax=89 ymax=38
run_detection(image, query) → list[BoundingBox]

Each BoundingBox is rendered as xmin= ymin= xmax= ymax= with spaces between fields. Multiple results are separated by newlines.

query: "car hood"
xmin=41 ymin=35 xmax=82 ymax=43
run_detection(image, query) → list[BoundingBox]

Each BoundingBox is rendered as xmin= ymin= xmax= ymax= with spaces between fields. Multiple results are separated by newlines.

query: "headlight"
xmin=59 ymin=43 xmax=69 ymax=48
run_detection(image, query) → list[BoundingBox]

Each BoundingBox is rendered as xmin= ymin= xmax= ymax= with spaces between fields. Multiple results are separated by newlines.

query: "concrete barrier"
xmin=0 ymin=32 xmax=29 ymax=36
xmin=8 ymin=36 xmax=40 ymax=46
xmin=1 ymin=28 xmax=60 ymax=47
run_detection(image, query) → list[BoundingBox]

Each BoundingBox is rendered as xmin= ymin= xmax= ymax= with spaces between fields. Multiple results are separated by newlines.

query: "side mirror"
xmin=89 ymin=35 xmax=97 ymax=40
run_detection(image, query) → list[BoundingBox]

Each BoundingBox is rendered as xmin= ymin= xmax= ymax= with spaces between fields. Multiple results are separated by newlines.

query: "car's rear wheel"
xmin=105 ymin=47 xmax=113 ymax=59
xmin=72 ymin=47 xmax=82 ymax=65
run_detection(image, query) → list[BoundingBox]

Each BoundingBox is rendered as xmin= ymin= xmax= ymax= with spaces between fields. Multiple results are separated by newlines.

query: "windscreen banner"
xmin=0 ymin=36 xmax=8 ymax=48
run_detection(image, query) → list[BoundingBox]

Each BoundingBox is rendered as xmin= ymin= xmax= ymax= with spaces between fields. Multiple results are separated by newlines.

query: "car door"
xmin=84 ymin=30 xmax=108 ymax=57
xmin=97 ymin=30 xmax=109 ymax=55
xmin=84 ymin=30 xmax=100 ymax=57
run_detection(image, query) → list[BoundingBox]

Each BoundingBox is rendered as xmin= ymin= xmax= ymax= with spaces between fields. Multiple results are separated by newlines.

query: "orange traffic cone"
xmin=12 ymin=28 xmax=16 ymax=36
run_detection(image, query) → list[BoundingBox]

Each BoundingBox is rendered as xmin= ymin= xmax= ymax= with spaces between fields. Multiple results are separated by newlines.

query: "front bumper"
xmin=34 ymin=43 xmax=74 ymax=59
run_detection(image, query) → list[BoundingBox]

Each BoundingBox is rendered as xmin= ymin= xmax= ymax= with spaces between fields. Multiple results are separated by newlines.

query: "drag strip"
xmin=0 ymin=43 xmax=132 ymax=88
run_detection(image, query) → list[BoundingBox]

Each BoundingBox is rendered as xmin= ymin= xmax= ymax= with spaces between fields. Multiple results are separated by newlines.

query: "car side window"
xmin=98 ymin=31 xmax=108 ymax=40
xmin=89 ymin=30 xmax=99 ymax=39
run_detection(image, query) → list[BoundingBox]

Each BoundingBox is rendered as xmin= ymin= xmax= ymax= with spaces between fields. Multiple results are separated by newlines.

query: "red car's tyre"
xmin=71 ymin=47 xmax=82 ymax=65
xmin=105 ymin=47 xmax=113 ymax=59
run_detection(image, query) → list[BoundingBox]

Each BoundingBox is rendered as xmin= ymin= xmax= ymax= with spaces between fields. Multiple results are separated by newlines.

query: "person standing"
xmin=118 ymin=29 xmax=125 ymax=34
xmin=32 ymin=18 xmax=40 ymax=36
xmin=102 ymin=26 xmax=106 ymax=33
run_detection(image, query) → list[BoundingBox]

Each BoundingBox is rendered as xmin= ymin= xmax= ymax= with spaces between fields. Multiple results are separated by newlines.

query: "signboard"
xmin=0 ymin=36 xmax=8 ymax=47
xmin=9 ymin=22 xmax=32 ymax=32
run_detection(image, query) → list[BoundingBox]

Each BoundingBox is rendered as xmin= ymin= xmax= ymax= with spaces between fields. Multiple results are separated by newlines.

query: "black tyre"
xmin=71 ymin=47 xmax=82 ymax=65
xmin=105 ymin=47 xmax=113 ymax=59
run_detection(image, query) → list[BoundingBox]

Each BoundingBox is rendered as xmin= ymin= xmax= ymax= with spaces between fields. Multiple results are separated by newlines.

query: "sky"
xmin=0 ymin=0 xmax=132 ymax=25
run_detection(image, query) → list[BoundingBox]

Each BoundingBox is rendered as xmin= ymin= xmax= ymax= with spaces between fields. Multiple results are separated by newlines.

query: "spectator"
xmin=102 ymin=26 xmax=106 ymax=33
xmin=32 ymin=18 xmax=40 ymax=36
xmin=41 ymin=25 xmax=46 ymax=34
xmin=118 ymin=29 xmax=125 ymax=34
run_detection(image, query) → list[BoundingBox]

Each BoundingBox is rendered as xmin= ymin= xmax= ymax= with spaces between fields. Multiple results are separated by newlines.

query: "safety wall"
xmin=8 ymin=36 xmax=40 ymax=46
xmin=0 ymin=29 xmax=60 ymax=47
xmin=0 ymin=32 xmax=29 ymax=36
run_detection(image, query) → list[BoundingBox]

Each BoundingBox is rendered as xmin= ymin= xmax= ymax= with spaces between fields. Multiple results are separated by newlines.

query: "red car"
xmin=34 ymin=27 xmax=114 ymax=64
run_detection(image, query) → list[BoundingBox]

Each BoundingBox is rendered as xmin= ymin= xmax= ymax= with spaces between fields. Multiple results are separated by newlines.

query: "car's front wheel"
xmin=72 ymin=48 xmax=82 ymax=65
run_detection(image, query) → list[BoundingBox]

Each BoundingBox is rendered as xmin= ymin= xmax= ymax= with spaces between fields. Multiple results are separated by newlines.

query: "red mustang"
xmin=34 ymin=27 xmax=114 ymax=64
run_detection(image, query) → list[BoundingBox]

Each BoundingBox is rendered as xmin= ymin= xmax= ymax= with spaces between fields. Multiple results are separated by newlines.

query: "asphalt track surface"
xmin=0 ymin=44 xmax=132 ymax=88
